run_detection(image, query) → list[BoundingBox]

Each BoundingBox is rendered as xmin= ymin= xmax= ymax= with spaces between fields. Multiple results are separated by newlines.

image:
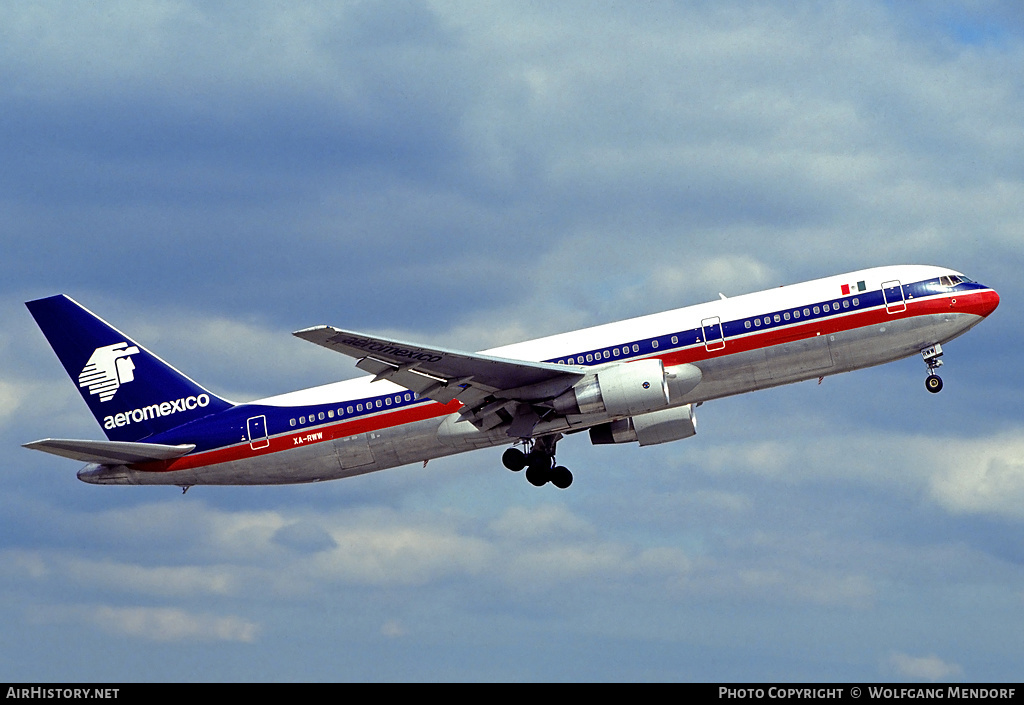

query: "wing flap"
xmin=24 ymin=438 xmax=196 ymax=465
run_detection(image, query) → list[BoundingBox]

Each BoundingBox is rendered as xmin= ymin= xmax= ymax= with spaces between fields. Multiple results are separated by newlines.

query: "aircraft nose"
xmin=948 ymin=286 xmax=999 ymax=318
xmin=980 ymin=288 xmax=1000 ymax=317
xmin=967 ymin=287 xmax=1000 ymax=318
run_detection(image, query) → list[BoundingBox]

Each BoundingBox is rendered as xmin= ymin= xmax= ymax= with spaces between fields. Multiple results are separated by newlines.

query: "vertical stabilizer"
xmin=26 ymin=295 xmax=234 ymax=442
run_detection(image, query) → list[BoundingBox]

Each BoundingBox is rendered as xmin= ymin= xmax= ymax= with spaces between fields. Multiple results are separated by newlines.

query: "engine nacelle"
xmin=552 ymin=359 xmax=669 ymax=417
xmin=589 ymin=404 xmax=697 ymax=447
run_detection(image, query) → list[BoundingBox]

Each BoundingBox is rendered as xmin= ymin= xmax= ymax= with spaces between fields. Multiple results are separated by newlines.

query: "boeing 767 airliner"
xmin=24 ymin=265 xmax=999 ymax=489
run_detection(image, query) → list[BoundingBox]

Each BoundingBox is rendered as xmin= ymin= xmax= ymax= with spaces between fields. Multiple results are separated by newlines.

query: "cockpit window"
xmin=939 ymin=275 xmax=968 ymax=288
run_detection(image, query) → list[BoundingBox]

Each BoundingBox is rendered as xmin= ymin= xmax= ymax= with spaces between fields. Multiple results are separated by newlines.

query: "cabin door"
xmin=701 ymin=316 xmax=726 ymax=352
xmin=247 ymin=415 xmax=269 ymax=450
xmin=882 ymin=280 xmax=906 ymax=314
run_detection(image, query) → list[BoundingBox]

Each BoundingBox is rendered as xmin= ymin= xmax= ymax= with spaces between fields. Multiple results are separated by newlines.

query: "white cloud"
xmin=90 ymin=606 xmax=258 ymax=643
xmin=65 ymin=559 xmax=236 ymax=597
xmin=0 ymin=550 xmax=49 ymax=580
xmin=731 ymin=566 xmax=875 ymax=608
xmin=488 ymin=504 xmax=593 ymax=541
xmin=380 ymin=619 xmax=406 ymax=638
xmin=649 ymin=255 xmax=779 ymax=302
xmin=315 ymin=523 xmax=494 ymax=586
xmin=32 ymin=604 xmax=258 ymax=643
xmin=0 ymin=2 xmax=344 ymax=99
xmin=697 ymin=428 xmax=1024 ymax=522
xmin=0 ymin=379 xmax=28 ymax=424
xmin=927 ymin=432 xmax=1024 ymax=520
xmin=130 ymin=314 xmax=361 ymax=399
xmin=886 ymin=651 xmax=963 ymax=681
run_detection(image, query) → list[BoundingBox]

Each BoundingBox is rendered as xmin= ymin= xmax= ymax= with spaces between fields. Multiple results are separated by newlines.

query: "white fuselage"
xmin=78 ymin=265 xmax=999 ymax=485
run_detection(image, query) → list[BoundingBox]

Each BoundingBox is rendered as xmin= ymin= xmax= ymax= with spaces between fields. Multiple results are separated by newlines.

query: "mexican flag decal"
xmin=841 ymin=280 xmax=867 ymax=296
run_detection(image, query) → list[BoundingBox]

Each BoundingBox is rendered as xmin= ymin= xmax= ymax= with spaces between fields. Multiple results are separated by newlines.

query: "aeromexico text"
xmin=102 ymin=394 xmax=210 ymax=430
xmin=334 ymin=336 xmax=443 ymax=363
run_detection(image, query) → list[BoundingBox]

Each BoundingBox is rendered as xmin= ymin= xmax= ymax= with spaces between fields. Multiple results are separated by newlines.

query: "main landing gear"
xmin=921 ymin=344 xmax=944 ymax=394
xmin=501 ymin=435 xmax=573 ymax=489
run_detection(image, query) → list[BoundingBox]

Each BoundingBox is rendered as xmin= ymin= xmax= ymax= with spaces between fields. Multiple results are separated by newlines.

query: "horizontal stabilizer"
xmin=23 ymin=438 xmax=196 ymax=465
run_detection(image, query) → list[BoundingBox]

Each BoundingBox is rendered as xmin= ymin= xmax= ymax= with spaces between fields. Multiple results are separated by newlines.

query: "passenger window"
xmin=793 ymin=310 xmax=800 ymax=319
xmin=328 ymin=410 xmax=334 ymax=418
xmin=671 ymin=336 xmax=678 ymax=344
xmin=652 ymin=340 xmax=659 ymax=349
xmin=764 ymin=317 xmax=770 ymax=325
xmin=290 ymin=419 xmax=296 ymax=427
xmin=299 ymin=416 xmax=305 ymax=424
xmin=356 ymin=404 xmax=363 ymax=412
xmin=745 ymin=321 xmax=751 ymax=329
xmin=783 ymin=312 xmax=790 ymax=321
xmin=754 ymin=319 xmax=761 ymax=327
xmin=318 ymin=412 xmax=325 ymax=421
xmin=853 ymin=298 xmax=859 ymax=306
xmin=813 ymin=306 xmax=820 ymax=314
xmin=823 ymin=304 xmax=830 ymax=312
xmin=385 ymin=398 xmax=392 ymax=406
xmin=843 ymin=300 xmax=849 ymax=309
xmin=632 ymin=344 xmax=639 ymax=352
xmin=586 ymin=354 xmax=593 ymax=362
xmin=613 ymin=348 xmax=620 ymax=357
xmin=604 ymin=350 xmax=610 ymax=359
xmin=804 ymin=308 xmax=810 ymax=316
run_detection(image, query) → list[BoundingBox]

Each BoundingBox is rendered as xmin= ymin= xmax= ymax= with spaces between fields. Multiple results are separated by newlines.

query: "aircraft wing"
xmin=293 ymin=325 xmax=585 ymax=435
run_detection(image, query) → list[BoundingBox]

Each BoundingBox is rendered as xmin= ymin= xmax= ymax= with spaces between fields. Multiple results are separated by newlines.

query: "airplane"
xmin=23 ymin=264 xmax=999 ymax=490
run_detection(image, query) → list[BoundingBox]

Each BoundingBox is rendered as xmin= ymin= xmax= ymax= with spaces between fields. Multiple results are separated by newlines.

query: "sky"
xmin=1 ymin=0 xmax=1022 ymax=683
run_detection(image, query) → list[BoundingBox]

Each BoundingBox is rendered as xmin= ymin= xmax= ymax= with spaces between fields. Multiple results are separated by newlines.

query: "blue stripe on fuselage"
xmin=146 ymin=277 xmax=976 ymax=455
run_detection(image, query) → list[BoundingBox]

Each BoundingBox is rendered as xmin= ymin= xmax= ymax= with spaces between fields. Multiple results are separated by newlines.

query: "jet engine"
xmin=551 ymin=360 xmax=702 ymax=419
xmin=552 ymin=359 xmax=669 ymax=417
xmin=588 ymin=404 xmax=697 ymax=446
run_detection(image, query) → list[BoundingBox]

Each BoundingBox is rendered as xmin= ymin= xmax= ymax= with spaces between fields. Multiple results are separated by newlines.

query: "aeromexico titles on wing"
xmin=24 ymin=265 xmax=999 ymax=490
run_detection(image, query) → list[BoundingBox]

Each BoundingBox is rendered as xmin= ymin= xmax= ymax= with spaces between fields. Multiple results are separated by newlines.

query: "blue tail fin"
xmin=26 ymin=295 xmax=234 ymax=442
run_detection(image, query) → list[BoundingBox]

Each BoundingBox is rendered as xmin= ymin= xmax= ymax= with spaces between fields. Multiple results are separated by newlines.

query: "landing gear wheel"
xmin=502 ymin=448 xmax=527 ymax=472
xmin=921 ymin=345 xmax=945 ymax=394
xmin=525 ymin=465 xmax=549 ymax=486
xmin=550 ymin=466 xmax=573 ymax=489
xmin=511 ymin=435 xmax=568 ymax=488
xmin=525 ymin=449 xmax=551 ymax=486
xmin=527 ymin=449 xmax=551 ymax=472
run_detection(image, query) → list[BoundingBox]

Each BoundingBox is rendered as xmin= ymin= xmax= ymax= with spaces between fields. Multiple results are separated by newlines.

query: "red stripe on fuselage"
xmin=133 ymin=399 xmax=463 ymax=473
xmin=659 ymin=288 xmax=994 ymax=367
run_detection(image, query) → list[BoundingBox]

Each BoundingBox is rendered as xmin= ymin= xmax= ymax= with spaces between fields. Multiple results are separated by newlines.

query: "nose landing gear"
xmin=921 ymin=344 xmax=944 ymax=393
xmin=500 ymin=436 xmax=572 ymax=489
